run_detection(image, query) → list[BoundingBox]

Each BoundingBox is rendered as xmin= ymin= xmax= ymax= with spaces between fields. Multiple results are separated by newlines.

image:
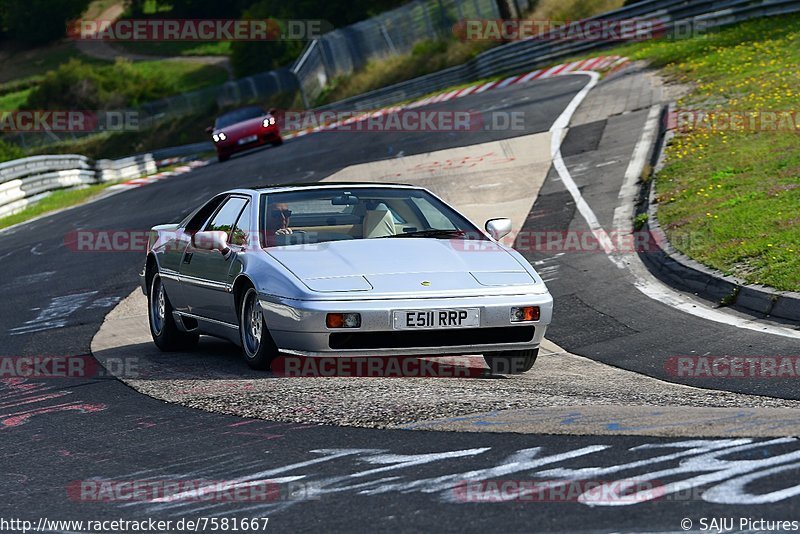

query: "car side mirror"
xmin=485 ymin=218 xmax=512 ymax=240
xmin=194 ymin=231 xmax=230 ymax=255
xmin=205 ymin=126 xmax=214 ymax=134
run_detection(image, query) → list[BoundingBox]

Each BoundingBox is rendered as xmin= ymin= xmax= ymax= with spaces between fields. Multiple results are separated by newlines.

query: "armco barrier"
xmin=0 ymin=154 xmax=156 ymax=219
xmin=301 ymin=0 xmax=800 ymax=111
xmin=95 ymin=155 xmax=157 ymax=183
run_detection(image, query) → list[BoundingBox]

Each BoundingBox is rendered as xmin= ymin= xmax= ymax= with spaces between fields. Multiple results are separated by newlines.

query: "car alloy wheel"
xmin=150 ymin=276 xmax=167 ymax=336
xmin=242 ymin=289 xmax=263 ymax=358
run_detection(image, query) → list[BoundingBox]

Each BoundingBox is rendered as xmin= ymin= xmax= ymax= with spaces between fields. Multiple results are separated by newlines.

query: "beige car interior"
xmin=290 ymin=198 xmax=422 ymax=238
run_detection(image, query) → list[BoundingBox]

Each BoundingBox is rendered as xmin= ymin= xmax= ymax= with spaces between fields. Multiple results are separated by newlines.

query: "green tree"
xmin=229 ymin=0 xmax=409 ymax=77
xmin=3 ymin=0 xmax=91 ymax=44
xmin=229 ymin=1 xmax=304 ymax=77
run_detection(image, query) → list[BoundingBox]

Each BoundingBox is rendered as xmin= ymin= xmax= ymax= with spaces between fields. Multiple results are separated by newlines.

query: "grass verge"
xmin=605 ymin=14 xmax=800 ymax=292
xmin=115 ymin=40 xmax=232 ymax=58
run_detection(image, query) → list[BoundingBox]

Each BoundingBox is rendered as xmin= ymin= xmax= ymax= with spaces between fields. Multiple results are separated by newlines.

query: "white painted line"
xmin=456 ymin=85 xmax=479 ymax=97
xmin=548 ymin=77 xmax=800 ymax=339
xmin=559 ymin=61 xmax=583 ymax=74
xmin=549 ymin=63 xmax=572 ymax=76
xmin=496 ymin=74 xmax=522 ymax=89
xmin=475 ymin=81 xmax=498 ymax=94
xmin=539 ymin=64 xmax=567 ymax=79
xmin=549 ymin=71 xmax=616 ymax=253
xmin=519 ymin=69 xmax=543 ymax=83
xmin=440 ymin=89 xmax=461 ymax=101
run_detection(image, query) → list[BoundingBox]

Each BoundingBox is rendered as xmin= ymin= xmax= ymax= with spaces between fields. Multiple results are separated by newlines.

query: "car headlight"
xmin=218 ymin=132 xmax=227 ymax=141
xmin=212 ymin=133 xmax=219 ymax=142
xmin=262 ymin=116 xmax=276 ymax=127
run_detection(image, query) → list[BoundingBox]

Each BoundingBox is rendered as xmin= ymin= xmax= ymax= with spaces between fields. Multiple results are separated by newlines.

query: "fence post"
xmin=380 ymin=22 xmax=399 ymax=55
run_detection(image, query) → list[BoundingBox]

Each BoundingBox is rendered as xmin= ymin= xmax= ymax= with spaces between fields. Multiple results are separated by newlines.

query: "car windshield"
xmin=259 ymin=187 xmax=485 ymax=247
xmin=215 ymin=107 xmax=265 ymax=129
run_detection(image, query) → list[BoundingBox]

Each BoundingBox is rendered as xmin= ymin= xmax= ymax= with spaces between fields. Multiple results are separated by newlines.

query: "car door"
xmin=179 ymin=195 xmax=249 ymax=324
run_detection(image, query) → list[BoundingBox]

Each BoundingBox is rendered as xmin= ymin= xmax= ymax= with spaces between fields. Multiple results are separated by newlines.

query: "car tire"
xmin=483 ymin=348 xmax=538 ymax=374
xmin=271 ymin=136 xmax=283 ymax=147
xmin=148 ymin=274 xmax=199 ymax=352
xmin=218 ymin=153 xmax=230 ymax=162
xmin=239 ymin=286 xmax=279 ymax=370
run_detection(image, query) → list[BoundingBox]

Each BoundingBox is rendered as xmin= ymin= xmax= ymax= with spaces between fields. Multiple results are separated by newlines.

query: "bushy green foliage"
xmin=25 ymin=59 xmax=176 ymax=110
xmin=0 ymin=139 xmax=24 ymax=163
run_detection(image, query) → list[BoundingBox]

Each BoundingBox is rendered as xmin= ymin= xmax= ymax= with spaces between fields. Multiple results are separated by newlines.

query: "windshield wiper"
xmin=383 ymin=229 xmax=467 ymax=239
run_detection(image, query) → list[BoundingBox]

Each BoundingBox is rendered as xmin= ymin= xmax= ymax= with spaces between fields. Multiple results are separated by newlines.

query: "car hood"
xmin=266 ymin=238 xmax=546 ymax=297
xmin=216 ymin=117 xmax=264 ymax=137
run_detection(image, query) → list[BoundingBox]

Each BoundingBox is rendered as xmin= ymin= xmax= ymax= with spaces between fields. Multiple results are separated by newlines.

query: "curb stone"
xmin=637 ymin=103 xmax=800 ymax=324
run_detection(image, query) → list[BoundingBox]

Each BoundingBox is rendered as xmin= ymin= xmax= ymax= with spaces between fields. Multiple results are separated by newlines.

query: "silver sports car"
xmin=141 ymin=183 xmax=553 ymax=373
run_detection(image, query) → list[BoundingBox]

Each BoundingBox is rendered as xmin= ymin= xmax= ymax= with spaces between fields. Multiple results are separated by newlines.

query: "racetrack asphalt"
xmin=2 ymin=70 xmax=800 ymax=531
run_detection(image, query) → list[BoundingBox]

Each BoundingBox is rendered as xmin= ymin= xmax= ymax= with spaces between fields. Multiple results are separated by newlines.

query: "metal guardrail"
xmin=310 ymin=0 xmax=800 ymax=112
xmin=292 ymin=0 xmax=509 ymax=106
xmin=0 ymin=154 xmax=156 ymax=219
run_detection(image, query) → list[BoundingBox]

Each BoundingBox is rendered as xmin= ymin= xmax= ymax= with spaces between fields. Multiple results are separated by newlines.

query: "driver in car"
xmin=267 ymin=202 xmax=293 ymax=235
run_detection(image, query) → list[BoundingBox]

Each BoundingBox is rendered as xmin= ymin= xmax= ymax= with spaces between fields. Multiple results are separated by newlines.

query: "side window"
xmin=205 ymin=197 xmax=248 ymax=238
xmin=230 ymin=202 xmax=251 ymax=246
xmin=185 ymin=195 xmax=227 ymax=233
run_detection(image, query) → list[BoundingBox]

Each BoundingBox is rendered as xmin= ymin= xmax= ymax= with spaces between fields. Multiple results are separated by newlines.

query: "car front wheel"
xmin=483 ymin=348 xmax=539 ymax=374
xmin=148 ymin=274 xmax=199 ymax=351
xmin=239 ymin=287 xmax=279 ymax=370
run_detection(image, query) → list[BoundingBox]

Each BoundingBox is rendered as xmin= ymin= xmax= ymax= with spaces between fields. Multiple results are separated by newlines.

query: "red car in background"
xmin=207 ymin=106 xmax=283 ymax=162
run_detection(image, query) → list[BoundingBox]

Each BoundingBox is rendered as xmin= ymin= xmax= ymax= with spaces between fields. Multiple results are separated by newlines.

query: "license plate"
xmin=393 ymin=308 xmax=480 ymax=330
xmin=238 ymin=135 xmax=258 ymax=145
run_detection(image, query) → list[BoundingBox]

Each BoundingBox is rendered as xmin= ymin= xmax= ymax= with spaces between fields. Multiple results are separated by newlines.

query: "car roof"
xmin=230 ymin=182 xmax=422 ymax=195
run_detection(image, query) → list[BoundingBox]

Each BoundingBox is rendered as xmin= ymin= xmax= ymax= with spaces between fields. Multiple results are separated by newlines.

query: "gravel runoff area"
xmin=91 ymin=289 xmax=800 ymax=432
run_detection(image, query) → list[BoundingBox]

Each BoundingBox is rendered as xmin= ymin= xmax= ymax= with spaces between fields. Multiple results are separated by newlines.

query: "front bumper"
xmin=260 ymin=292 xmax=553 ymax=357
xmin=216 ymin=126 xmax=281 ymax=156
